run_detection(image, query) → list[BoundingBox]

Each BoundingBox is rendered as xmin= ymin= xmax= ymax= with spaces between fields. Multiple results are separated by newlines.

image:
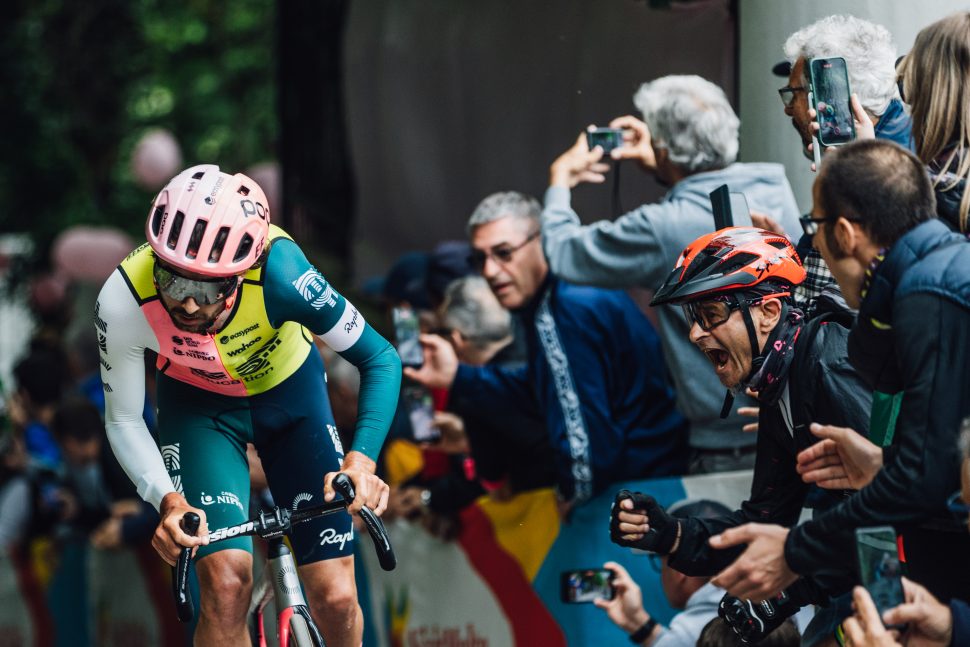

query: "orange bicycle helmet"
xmin=651 ymin=227 xmax=805 ymax=306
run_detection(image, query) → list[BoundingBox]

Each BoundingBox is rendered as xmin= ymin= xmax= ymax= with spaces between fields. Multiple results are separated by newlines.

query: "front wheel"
xmin=285 ymin=606 xmax=325 ymax=647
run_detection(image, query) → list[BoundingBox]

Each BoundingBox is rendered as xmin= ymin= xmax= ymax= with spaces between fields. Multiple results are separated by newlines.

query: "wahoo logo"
xmin=161 ymin=443 xmax=183 ymax=494
xmin=209 ymin=521 xmax=255 ymax=542
xmin=292 ymin=269 xmax=337 ymax=309
xmin=319 ymin=528 xmax=354 ymax=551
xmin=227 ymin=336 xmax=262 ymax=357
xmin=292 ymin=492 xmax=314 ymax=510
xmin=326 ymin=424 xmax=344 ymax=455
xmin=220 ymin=323 xmax=259 ymax=345
xmin=237 ymin=333 xmax=282 ymax=376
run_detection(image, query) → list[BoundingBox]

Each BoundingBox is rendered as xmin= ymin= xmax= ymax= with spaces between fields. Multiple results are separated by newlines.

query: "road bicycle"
xmin=172 ymin=473 xmax=396 ymax=646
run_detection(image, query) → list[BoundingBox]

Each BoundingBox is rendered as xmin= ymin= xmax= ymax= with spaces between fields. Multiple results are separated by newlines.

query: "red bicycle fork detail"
xmin=277 ymin=606 xmax=296 ymax=647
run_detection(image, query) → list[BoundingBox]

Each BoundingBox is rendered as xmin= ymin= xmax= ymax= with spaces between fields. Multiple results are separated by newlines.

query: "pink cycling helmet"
xmin=147 ymin=164 xmax=270 ymax=277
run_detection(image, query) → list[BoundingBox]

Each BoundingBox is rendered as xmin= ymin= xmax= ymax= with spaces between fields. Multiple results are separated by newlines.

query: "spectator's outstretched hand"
xmin=608 ymin=115 xmax=658 ymax=171
xmin=883 ymin=578 xmax=953 ymax=647
xmin=842 ymin=586 xmax=903 ymax=647
xmin=402 ymin=333 xmax=459 ymax=390
xmin=549 ymin=129 xmax=611 ymax=189
xmin=594 ymin=561 xmax=652 ymax=634
xmin=796 ymin=423 xmax=883 ymax=490
xmin=709 ymin=523 xmax=797 ymax=601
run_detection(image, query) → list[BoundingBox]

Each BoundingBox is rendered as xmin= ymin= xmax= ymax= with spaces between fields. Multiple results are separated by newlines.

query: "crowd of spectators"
xmin=2 ymin=9 xmax=970 ymax=647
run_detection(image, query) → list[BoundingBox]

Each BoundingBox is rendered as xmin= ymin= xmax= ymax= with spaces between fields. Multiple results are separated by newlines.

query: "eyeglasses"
xmin=153 ymin=261 xmax=239 ymax=305
xmin=683 ymin=291 xmax=791 ymax=332
xmin=778 ymin=85 xmax=808 ymax=108
xmin=799 ymin=214 xmax=864 ymax=237
xmin=947 ymin=490 xmax=970 ymax=526
xmin=468 ymin=231 xmax=540 ymax=271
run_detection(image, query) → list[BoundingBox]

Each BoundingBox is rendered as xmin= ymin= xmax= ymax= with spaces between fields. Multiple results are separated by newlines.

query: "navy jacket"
xmin=786 ymin=219 xmax=970 ymax=593
xmin=449 ymin=275 xmax=687 ymax=502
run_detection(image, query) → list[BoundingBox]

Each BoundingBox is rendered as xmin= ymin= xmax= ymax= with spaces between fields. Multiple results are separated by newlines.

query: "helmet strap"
xmin=207 ymin=277 xmax=242 ymax=332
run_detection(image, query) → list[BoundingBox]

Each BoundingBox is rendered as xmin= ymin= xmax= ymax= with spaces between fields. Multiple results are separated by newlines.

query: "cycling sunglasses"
xmin=152 ymin=262 xmax=239 ymax=305
xmin=683 ymin=291 xmax=792 ymax=332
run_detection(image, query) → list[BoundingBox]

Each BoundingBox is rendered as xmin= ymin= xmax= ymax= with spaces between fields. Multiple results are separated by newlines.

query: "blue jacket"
xmin=872 ymin=98 xmax=913 ymax=151
xmin=450 ymin=275 xmax=688 ymax=502
xmin=787 ymin=219 xmax=970 ymax=594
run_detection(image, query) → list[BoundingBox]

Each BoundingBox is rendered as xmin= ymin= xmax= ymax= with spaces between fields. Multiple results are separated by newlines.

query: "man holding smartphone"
xmin=541 ymin=75 xmax=803 ymax=474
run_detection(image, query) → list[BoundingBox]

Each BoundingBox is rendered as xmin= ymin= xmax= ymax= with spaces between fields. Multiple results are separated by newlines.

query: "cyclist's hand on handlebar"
xmin=154 ymin=492 xmax=209 ymax=566
xmin=324 ymin=451 xmax=390 ymax=517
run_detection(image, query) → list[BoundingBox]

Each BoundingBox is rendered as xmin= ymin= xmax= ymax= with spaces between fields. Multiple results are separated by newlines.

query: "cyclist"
xmin=610 ymin=227 xmax=872 ymax=640
xmin=96 ymin=165 xmax=401 ymax=647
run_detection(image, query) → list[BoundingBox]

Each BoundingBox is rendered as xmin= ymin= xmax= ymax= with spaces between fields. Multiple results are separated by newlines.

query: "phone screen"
xmin=403 ymin=385 xmax=439 ymax=443
xmin=729 ymin=192 xmax=753 ymax=228
xmin=560 ymin=569 xmax=615 ymax=604
xmin=586 ymin=128 xmax=624 ymax=154
xmin=855 ymin=526 xmax=905 ymax=628
xmin=392 ymin=306 xmax=423 ymax=368
xmin=809 ymin=57 xmax=855 ymax=147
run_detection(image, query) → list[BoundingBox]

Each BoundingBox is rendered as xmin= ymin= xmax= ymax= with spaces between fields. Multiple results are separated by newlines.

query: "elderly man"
xmin=710 ymin=140 xmax=970 ymax=606
xmin=404 ymin=192 xmax=688 ymax=507
xmin=541 ymin=75 xmax=803 ymax=473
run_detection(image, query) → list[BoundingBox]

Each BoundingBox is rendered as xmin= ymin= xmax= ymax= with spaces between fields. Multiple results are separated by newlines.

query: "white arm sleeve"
xmin=97 ymin=271 xmax=173 ymax=511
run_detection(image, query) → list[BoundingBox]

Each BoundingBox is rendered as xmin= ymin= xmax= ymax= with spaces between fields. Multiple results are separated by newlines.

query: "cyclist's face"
xmin=688 ymin=306 xmax=753 ymax=389
xmin=156 ymin=266 xmax=232 ymax=333
xmin=470 ymin=217 xmax=547 ymax=310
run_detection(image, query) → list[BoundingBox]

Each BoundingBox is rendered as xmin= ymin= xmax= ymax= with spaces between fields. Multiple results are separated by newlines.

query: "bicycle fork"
xmin=254 ymin=538 xmax=325 ymax=647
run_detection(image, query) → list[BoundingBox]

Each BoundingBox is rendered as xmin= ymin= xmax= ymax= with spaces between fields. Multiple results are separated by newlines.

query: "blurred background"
xmin=0 ymin=1 xmax=963 ymax=645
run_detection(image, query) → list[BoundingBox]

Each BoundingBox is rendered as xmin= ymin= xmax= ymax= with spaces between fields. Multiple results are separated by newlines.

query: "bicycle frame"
xmin=172 ymin=474 xmax=396 ymax=646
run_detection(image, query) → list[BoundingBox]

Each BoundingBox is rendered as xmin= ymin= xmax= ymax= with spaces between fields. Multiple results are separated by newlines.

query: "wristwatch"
xmin=629 ymin=617 xmax=658 ymax=644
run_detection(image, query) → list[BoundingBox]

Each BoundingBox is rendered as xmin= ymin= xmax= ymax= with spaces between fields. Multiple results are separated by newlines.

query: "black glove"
xmin=718 ymin=590 xmax=800 ymax=644
xmin=609 ymin=490 xmax=679 ymax=554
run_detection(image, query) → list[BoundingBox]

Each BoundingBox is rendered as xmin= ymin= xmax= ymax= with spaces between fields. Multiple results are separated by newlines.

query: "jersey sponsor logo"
xmin=209 ymin=520 xmax=255 ymax=541
xmin=236 ymin=333 xmax=282 ymax=376
xmin=189 ymin=367 xmax=240 ymax=386
xmin=291 ymin=492 xmax=313 ymax=510
xmin=172 ymin=347 xmax=216 ymax=361
xmin=242 ymin=366 xmax=274 ymax=382
xmin=94 ymin=301 xmax=108 ymax=333
xmin=200 ymin=490 xmax=244 ymax=513
xmin=219 ymin=323 xmax=259 ymax=345
xmin=326 ymin=424 xmax=344 ymax=455
xmin=319 ymin=528 xmax=354 ymax=551
xmin=124 ymin=243 xmax=149 ymax=262
xmin=343 ymin=308 xmax=360 ymax=334
xmin=292 ymin=269 xmax=337 ymax=309
xmin=171 ymin=335 xmax=202 ymax=348
xmin=226 ymin=336 xmax=262 ymax=357
xmin=161 ymin=443 xmax=183 ymax=495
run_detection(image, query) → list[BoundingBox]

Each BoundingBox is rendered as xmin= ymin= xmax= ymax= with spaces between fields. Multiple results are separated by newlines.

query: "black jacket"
xmin=785 ymin=219 xmax=970 ymax=595
xmin=669 ymin=289 xmax=872 ymax=601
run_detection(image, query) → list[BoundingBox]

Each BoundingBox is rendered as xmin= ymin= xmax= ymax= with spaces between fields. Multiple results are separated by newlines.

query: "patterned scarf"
xmin=746 ymin=307 xmax=804 ymax=407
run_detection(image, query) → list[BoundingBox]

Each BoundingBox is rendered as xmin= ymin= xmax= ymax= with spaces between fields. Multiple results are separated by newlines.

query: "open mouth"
xmin=703 ymin=348 xmax=730 ymax=371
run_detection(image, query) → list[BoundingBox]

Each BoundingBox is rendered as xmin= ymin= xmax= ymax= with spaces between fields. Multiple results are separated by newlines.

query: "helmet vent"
xmin=150 ymin=206 xmax=164 ymax=237
xmin=209 ymin=227 xmax=230 ymax=263
xmin=237 ymin=185 xmax=250 ymax=196
xmin=167 ymin=211 xmax=185 ymax=250
xmin=717 ymin=252 xmax=760 ymax=276
xmin=186 ymin=220 xmax=207 ymax=260
xmin=192 ymin=171 xmax=205 ymax=180
xmin=767 ymin=240 xmax=788 ymax=250
xmin=234 ymin=234 xmax=254 ymax=263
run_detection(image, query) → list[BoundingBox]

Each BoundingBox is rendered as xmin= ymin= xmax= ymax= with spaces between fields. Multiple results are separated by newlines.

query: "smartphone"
xmin=586 ymin=127 xmax=624 ymax=154
xmin=808 ymin=57 xmax=855 ymax=148
xmin=559 ymin=568 xmax=615 ymax=604
xmin=710 ymin=185 xmax=753 ymax=229
xmin=392 ymin=306 xmax=423 ymax=368
xmin=855 ymin=526 xmax=906 ymax=630
xmin=403 ymin=385 xmax=440 ymax=443
xmin=728 ymin=192 xmax=754 ymax=228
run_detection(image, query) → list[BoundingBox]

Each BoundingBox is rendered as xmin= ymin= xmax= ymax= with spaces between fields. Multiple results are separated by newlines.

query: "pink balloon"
xmin=131 ymin=129 xmax=183 ymax=191
xmin=52 ymin=226 xmax=135 ymax=283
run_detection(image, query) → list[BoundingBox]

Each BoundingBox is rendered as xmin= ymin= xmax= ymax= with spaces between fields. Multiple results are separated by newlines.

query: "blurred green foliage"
xmin=0 ymin=0 xmax=277 ymax=262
